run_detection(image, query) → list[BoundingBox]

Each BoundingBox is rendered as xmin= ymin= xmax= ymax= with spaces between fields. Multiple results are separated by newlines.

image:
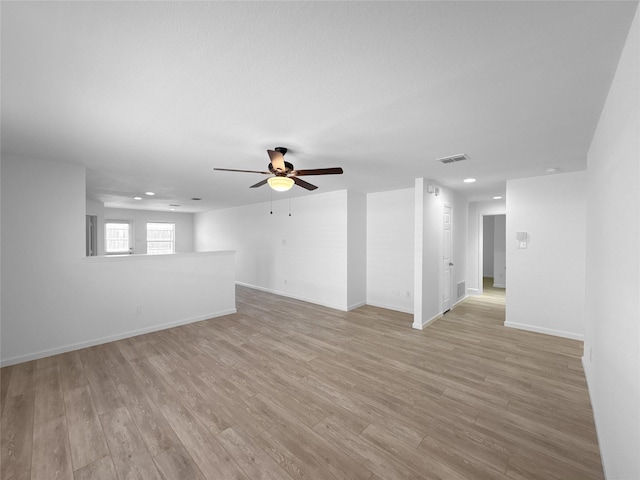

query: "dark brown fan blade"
xmin=214 ymin=168 xmax=271 ymax=174
xmin=292 ymin=177 xmax=318 ymax=190
xmin=290 ymin=167 xmax=343 ymax=177
xmin=267 ymin=150 xmax=286 ymax=172
xmin=250 ymin=179 xmax=269 ymax=188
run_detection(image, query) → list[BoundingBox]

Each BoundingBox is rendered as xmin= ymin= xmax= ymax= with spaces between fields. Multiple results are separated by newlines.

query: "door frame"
xmin=443 ymin=204 xmax=453 ymax=313
xmin=478 ymin=213 xmax=507 ymax=295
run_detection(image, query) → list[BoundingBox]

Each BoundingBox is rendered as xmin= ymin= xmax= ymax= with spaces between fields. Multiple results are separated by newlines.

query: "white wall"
xmin=505 ymin=171 xmax=586 ymax=340
xmin=195 ymin=190 xmax=357 ymax=311
xmin=492 ymin=215 xmax=506 ymax=288
xmin=413 ymin=180 xmax=468 ymax=329
xmin=347 ymin=191 xmax=367 ymax=310
xmin=0 ymin=159 xmax=2 ymax=345
xmin=1 ymin=156 xmax=236 ymax=366
xmin=467 ymin=200 xmax=507 ymax=295
xmin=482 ymin=216 xmax=495 ymax=277
xmin=584 ymin=6 xmax=639 ymax=479
xmin=414 ymin=179 xmax=441 ymax=328
xmin=366 ymin=188 xmax=414 ymax=313
xmin=103 ymin=207 xmax=194 ymax=254
xmin=439 ymin=186 xmax=469 ymax=306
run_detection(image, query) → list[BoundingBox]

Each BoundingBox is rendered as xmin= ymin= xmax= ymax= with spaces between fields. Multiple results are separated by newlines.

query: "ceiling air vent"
xmin=437 ymin=153 xmax=469 ymax=164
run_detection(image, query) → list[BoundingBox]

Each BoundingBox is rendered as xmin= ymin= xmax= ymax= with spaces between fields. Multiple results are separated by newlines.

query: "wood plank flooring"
xmin=1 ymin=285 xmax=603 ymax=479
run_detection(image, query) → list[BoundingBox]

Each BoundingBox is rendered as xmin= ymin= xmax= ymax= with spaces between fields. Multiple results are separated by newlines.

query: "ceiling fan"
xmin=214 ymin=147 xmax=343 ymax=192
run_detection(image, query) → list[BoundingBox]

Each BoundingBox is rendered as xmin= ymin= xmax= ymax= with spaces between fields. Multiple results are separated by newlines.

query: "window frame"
xmin=104 ymin=220 xmax=133 ymax=255
xmin=146 ymin=222 xmax=176 ymax=255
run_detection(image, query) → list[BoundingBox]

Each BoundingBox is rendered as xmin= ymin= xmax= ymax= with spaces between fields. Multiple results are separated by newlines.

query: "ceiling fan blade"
xmin=214 ymin=168 xmax=271 ymax=174
xmin=292 ymin=177 xmax=318 ymax=190
xmin=267 ymin=150 xmax=286 ymax=172
xmin=290 ymin=167 xmax=343 ymax=177
xmin=250 ymin=179 xmax=269 ymax=188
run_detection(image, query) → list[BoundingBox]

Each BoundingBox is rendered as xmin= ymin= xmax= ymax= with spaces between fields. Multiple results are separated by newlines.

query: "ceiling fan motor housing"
xmin=269 ymin=161 xmax=294 ymax=175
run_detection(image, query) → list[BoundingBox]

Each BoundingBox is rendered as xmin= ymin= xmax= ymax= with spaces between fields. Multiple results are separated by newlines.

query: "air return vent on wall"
xmin=457 ymin=281 xmax=466 ymax=299
xmin=437 ymin=153 xmax=469 ymax=164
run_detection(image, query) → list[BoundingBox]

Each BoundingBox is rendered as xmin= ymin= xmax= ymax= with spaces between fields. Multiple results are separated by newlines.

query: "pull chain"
xmin=270 ymin=189 xmax=273 ymax=215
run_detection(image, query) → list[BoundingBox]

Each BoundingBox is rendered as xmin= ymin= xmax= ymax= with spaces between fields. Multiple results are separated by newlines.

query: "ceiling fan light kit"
xmin=214 ymin=147 xmax=344 ymax=192
xmin=267 ymin=176 xmax=294 ymax=192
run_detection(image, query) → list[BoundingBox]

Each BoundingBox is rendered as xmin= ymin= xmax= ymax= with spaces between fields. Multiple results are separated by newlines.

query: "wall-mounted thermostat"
xmin=516 ymin=231 xmax=528 ymax=249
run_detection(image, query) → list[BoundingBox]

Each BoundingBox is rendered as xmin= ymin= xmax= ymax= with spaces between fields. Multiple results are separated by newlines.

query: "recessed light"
xmin=170 ymin=208 xmax=176 ymax=211
xmin=133 ymin=196 xmax=142 ymax=200
xmin=145 ymin=191 xmax=155 ymax=196
xmin=463 ymin=178 xmax=476 ymax=183
xmin=493 ymin=196 xmax=503 ymax=200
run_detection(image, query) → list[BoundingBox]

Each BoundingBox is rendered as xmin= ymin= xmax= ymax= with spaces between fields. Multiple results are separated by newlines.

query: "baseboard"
xmin=347 ymin=301 xmax=366 ymax=311
xmin=236 ymin=281 xmax=347 ymax=312
xmin=365 ymin=301 xmax=413 ymax=315
xmin=467 ymin=288 xmax=480 ymax=296
xmin=0 ymin=308 xmax=237 ymax=367
xmin=492 ymin=283 xmax=506 ymax=288
xmin=581 ymin=355 xmax=609 ymax=480
xmin=504 ymin=321 xmax=584 ymax=341
xmin=581 ymin=355 xmax=592 ymax=387
xmin=412 ymin=312 xmax=442 ymax=330
xmin=410 ymin=296 xmax=470 ymax=331
xmin=452 ymin=295 xmax=468 ymax=309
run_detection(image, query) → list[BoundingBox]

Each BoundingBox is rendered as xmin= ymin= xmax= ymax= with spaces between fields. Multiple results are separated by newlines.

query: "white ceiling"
xmin=2 ymin=1 xmax=637 ymax=212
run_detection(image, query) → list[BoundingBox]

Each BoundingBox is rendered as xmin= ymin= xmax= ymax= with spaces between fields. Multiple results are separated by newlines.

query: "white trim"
xmin=412 ymin=294 xmax=466 ymax=331
xmin=236 ymin=281 xmax=347 ymax=312
xmin=104 ymin=219 xmax=133 ymax=255
xmin=478 ymin=213 xmax=485 ymax=296
xmin=582 ymin=355 xmax=592 ymax=390
xmin=366 ymin=301 xmax=413 ymax=315
xmin=452 ymin=295 xmax=468 ymax=309
xmin=581 ymin=355 xmax=608 ymax=479
xmin=0 ymin=309 xmax=236 ymax=367
xmin=504 ymin=321 xmax=584 ymax=341
xmin=467 ymin=288 xmax=481 ymax=296
xmin=443 ymin=203 xmax=453 ymax=313
xmin=83 ymin=250 xmax=235 ymax=263
xmin=412 ymin=312 xmax=442 ymax=330
xmin=413 ymin=178 xmax=425 ymax=327
xmin=347 ymin=302 xmax=366 ymax=311
xmin=492 ymin=283 xmax=506 ymax=288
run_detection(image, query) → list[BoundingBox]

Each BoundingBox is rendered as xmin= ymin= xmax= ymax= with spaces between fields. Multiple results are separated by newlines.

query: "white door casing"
xmin=443 ymin=205 xmax=452 ymax=312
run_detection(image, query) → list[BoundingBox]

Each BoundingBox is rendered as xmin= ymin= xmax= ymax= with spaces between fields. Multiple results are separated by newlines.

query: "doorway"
xmin=86 ymin=215 xmax=98 ymax=256
xmin=482 ymin=214 xmax=506 ymax=293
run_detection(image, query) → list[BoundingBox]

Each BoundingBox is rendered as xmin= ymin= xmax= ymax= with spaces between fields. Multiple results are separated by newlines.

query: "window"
xmin=105 ymin=221 xmax=132 ymax=255
xmin=147 ymin=222 xmax=175 ymax=254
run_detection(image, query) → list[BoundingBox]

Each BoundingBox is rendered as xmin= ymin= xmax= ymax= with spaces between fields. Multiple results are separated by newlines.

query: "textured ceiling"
xmin=2 ymin=1 xmax=637 ymax=212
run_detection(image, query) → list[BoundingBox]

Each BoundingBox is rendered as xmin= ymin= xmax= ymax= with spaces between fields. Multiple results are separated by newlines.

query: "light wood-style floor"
xmin=1 ymin=285 xmax=603 ymax=480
